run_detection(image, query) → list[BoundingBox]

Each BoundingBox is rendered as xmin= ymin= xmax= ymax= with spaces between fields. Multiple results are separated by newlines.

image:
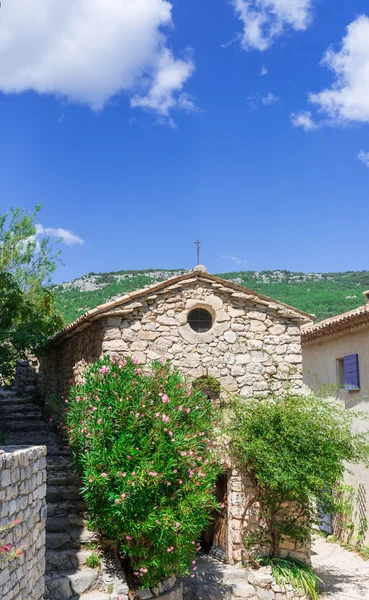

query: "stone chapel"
xmin=39 ymin=266 xmax=313 ymax=564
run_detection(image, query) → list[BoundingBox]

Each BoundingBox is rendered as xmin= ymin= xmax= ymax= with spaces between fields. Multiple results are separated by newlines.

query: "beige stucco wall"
xmin=302 ymin=325 xmax=369 ymax=544
xmin=39 ymin=276 xmax=309 ymax=563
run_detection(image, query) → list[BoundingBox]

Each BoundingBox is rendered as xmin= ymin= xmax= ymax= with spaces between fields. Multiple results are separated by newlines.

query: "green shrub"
xmin=226 ymin=392 xmax=369 ymax=557
xmin=259 ymin=557 xmax=322 ymax=600
xmin=86 ymin=552 xmax=100 ymax=568
xmin=65 ymin=355 xmax=221 ymax=588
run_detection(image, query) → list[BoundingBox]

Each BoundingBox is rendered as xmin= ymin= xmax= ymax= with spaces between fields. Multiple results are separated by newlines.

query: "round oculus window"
xmin=187 ymin=308 xmax=213 ymax=333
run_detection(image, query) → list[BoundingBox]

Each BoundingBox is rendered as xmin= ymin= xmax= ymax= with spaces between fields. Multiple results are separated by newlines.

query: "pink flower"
xmin=126 ymin=535 xmax=132 ymax=540
xmin=149 ymin=472 xmax=158 ymax=477
xmin=167 ymin=546 xmax=174 ymax=553
xmin=173 ymin=469 xmax=177 ymax=473
xmin=101 ymin=473 xmax=108 ymax=478
xmin=89 ymin=478 xmax=93 ymax=483
xmin=99 ymin=366 xmax=110 ymax=374
xmin=132 ymin=357 xmax=139 ymax=365
xmin=175 ymin=522 xmax=180 ymax=527
xmin=121 ymin=493 xmax=127 ymax=499
xmin=169 ymin=431 xmax=173 ymax=437
xmin=155 ymin=412 xmax=160 ymax=417
xmin=115 ymin=499 xmax=120 ymax=504
xmin=136 ymin=368 xmax=142 ymax=375
xmin=159 ymin=357 xmax=166 ymax=364
xmin=97 ymin=419 xmax=102 ymax=424
xmin=135 ymin=413 xmax=140 ymax=418
xmin=167 ymin=482 xmax=171 ymax=486
xmin=92 ymin=407 xmax=97 ymax=411
xmin=186 ymin=408 xmax=190 ymax=413
xmin=191 ymin=574 xmax=195 ymax=578
xmin=162 ymin=415 xmax=169 ymax=423
xmin=162 ymin=394 xmax=170 ymax=403
xmin=180 ymin=451 xmax=186 ymax=457
xmin=178 ymin=405 xmax=183 ymax=411
xmin=178 ymin=480 xmax=183 ymax=484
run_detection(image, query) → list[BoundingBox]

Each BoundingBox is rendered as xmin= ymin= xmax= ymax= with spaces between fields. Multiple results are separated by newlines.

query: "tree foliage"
xmin=64 ymin=356 xmax=222 ymax=589
xmin=226 ymin=393 xmax=369 ymax=558
xmin=0 ymin=205 xmax=64 ymax=382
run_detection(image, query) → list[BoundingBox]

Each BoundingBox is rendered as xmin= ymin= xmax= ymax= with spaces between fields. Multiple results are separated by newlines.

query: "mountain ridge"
xmin=52 ymin=269 xmax=369 ymax=325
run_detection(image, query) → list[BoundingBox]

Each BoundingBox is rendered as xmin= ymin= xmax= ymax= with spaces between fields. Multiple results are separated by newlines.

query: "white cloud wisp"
xmin=0 ymin=0 xmax=194 ymax=120
xmin=231 ymin=0 xmax=313 ymax=51
xmin=220 ymin=255 xmax=248 ymax=267
xmin=290 ymin=110 xmax=318 ymax=131
xmin=309 ymin=15 xmax=369 ymax=124
xmin=36 ymin=224 xmax=84 ymax=246
xmin=358 ymin=150 xmax=369 ymax=168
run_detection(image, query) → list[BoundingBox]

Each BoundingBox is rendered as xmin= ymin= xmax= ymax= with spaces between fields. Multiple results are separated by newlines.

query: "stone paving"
xmin=311 ymin=537 xmax=369 ymax=600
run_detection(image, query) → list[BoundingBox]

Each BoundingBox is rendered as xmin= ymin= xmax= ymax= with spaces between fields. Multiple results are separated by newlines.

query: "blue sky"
xmin=1 ymin=0 xmax=369 ymax=283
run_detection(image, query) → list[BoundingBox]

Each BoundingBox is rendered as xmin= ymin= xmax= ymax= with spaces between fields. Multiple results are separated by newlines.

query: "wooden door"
xmin=210 ymin=474 xmax=228 ymax=562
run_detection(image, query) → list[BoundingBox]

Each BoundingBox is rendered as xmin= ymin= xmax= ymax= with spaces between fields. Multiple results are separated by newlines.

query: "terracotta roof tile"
xmin=301 ymin=304 xmax=369 ymax=343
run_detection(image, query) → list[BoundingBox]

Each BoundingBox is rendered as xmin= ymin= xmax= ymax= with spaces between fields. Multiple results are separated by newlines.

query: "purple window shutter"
xmin=344 ymin=354 xmax=360 ymax=391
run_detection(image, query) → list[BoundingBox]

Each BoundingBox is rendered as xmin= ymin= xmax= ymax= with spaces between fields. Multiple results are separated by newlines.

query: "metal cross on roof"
xmin=194 ymin=239 xmax=201 ymax=265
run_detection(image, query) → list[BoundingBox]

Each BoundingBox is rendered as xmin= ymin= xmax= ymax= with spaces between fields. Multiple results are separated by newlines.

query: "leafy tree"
xmin=226 ymin=392 xmax=369 ymax=558
xmin=65 ymin=356 xmax=222 ymax=589
xmin=0 ymin=205 xmax=64 ymax=382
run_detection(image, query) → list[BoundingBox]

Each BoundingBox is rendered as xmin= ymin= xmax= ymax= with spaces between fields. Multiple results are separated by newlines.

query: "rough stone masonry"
xmin=0 ymin=445 xmax=47 ymax=600
xmin=38 ymin=268 xmax=313 ymax=565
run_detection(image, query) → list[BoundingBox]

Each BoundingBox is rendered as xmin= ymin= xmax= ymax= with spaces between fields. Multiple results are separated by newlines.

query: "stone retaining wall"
xmin=0 ymin=446 xmax=47 ymax=600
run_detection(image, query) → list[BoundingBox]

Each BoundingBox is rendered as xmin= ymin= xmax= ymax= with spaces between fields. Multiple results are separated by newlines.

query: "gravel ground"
xmin=312 ymin=536 xmax=369 ymax=600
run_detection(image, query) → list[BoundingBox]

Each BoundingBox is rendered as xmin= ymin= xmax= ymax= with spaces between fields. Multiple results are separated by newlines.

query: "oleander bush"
xmin=65 ymin=355 xmax=222 ymax=588
xmin=0 ymin=520 xmax=25 ymax=561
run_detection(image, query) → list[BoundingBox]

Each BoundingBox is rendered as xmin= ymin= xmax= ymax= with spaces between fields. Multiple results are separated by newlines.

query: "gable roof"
xmin=50 ymin=270 xmax=314 ymax=345
xmin=301 ymin=304 xmax=369 ymax=344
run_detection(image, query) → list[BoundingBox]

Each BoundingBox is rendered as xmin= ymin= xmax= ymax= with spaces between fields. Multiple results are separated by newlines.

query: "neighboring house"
xmin=302 ymin=291 xmax=369 ymax=543
xmin=39 ymin=265 xmax=313 ymax=564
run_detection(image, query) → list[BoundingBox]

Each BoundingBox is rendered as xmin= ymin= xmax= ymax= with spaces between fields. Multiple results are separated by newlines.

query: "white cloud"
xmin=290 ymin=110 xmax=318 ymax=131
xmin=231 ymin=0 xmax=313 ymax=51
xmin=130 ymin=48 xmax=195 ymax=119
xmin=36 ymin=224 xmax=84 ymax=246
xmin=259 ymin=64 xmax=268 ymax=75
xmin=220 ymin=255 xmax=248 ymax=267
xmin=0 ymin=0 xmax=194 ymax=120
xmin=358 ymin=150 xmax=369 ymax=168
xmin=309 ymin=15 xmax=369 ymax=124
xmin=262 ymin=92 xmax=279 ymax=105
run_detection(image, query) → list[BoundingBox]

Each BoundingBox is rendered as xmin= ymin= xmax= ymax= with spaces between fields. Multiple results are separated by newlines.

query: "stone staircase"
xmin=0 ymin=390 xmax=129 ymax=600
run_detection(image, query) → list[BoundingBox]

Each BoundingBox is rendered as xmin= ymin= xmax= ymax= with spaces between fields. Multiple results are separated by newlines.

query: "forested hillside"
xmin=52 ymin=269 xmax=369 ymax=325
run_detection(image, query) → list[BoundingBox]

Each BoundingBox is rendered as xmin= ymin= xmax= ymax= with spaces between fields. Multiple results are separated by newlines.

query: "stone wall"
xmin=0 ymin=446 xmax=47 ymax=600
xmin=229 ymin=469 xmax=310 ymax=565
xmin=39 ymin=278 xmax=304 ymax=401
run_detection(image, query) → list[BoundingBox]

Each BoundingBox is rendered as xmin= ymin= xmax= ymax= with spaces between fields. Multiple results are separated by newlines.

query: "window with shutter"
xmin=343 ymin=354 xmax=360 ymax=391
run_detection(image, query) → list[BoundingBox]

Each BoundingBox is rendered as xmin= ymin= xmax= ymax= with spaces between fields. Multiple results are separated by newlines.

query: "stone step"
xmin=0 ymin=395 xmax=35 ymax=405
xmin=45 ymin=568 xmax=100 ymax=599
xmin=47 ymin=501 xmax=88 ymax=518
xmin=0 ymin=402 xmax=42 ymax=412
xmin=0 ymin=419 xmax=49 ymax=432
xmin=0 ymin=412 xmax=43 ymax=422
xmin=47 ymin=486 xmax=83 ymax=502
xmin=47 ymin=514 xmax=86 ymax=532
xmin=47 ymin=474 xmax=82 ymax=487
xmin=79 ymin=593 xmax=111 ymax=600
xmin=46 ymin=548 xmax=94 ymax=571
